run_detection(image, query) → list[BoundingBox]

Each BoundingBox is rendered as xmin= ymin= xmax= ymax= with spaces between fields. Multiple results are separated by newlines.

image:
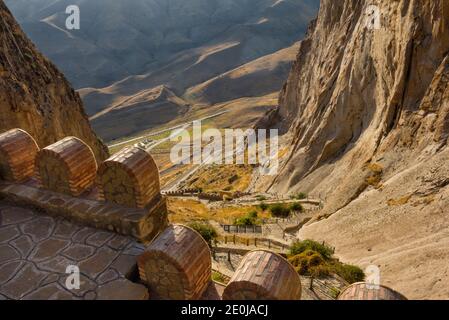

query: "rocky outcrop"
xmin=0 ymin=1 xmax=108 ymax=162
xmin=266 ymin=0 xmax=449 ymax=299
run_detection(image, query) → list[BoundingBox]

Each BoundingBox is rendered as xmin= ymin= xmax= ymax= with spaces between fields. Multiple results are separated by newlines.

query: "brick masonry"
xmin=35 ymin=137 xmax=97 ymax=197
xmin=97 ymin=146 xmax=161 ymax=209
xmin=0 ymin=129 xmax=39 ymax=183
xmin=138 ymin=225 xmax=212 ymax=300
xmin=222 ymin=250 xmax=302 ymax=300
xmin=0 ymin=129 xmax=410 ymax=301
xmin=338 ymin=282 xmax=407 ymax=300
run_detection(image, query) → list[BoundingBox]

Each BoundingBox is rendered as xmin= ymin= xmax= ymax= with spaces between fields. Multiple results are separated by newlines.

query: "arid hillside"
xmin=0 ymin=1 xmax=108 ymax=162
xmin=6 ymin=0 xmax=319 ymax=89
xmin=185 ymin=42 xmax=300 ymax=105
xmin=84 ymin=41 xmax=300 ymax=140
xmin=89 ymin=85 xmax=190 ymax=141
xmin=263 ymin=0 xmax=449 ymax=299
xmin=5 ymin=0 xmax=319 ymax=142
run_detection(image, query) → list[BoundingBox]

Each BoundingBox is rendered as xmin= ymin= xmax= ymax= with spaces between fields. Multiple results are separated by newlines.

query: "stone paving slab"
xmin=0 ymin=203 xmax=149 ymax=300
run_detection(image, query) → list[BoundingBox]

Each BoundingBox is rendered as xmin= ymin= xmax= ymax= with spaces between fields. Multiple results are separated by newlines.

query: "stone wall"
xmin=0 ymin=128 xmax=409 ymax=301
xmin=338 ymin=283 xmax=407 ymax=300
xmin=97 ymin=146 xmax=160 ymax=209
xmin=222 ymin=250 xmax=302 ymax=300
xmin=35 ymin=137 xmax=97 ymax=196
xmin=0 ymin=128 xmax=168 ymax=242
xmin=137 ymin=225 xmax=211 ymax=300
xmin=198 ymin=193 xmax=223 ymax=201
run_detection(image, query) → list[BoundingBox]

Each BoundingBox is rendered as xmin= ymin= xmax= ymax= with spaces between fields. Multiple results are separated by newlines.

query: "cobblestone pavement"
xmin=0 ymin=203 xmax=148 ymax=300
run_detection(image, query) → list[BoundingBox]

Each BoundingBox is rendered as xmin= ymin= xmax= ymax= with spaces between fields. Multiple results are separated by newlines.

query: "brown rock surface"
xmin=262 ymin=0 xmax=449 ymax=299
xmin=0 ymin=1 xmax=108 ymax=162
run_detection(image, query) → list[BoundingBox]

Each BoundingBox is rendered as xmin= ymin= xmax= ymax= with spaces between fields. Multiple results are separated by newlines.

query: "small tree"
xmin=333 ymin=264 xmax=365 ymax=284
xmin=189 ymin=222 xmax=218 ymax=247
xmin=258 ymin=202 xmax=268 ymax=211
xmin=290 ymin=192 xmax=307 ymax=200
xmin=289 ymin=202 xmax=304 ymax=212
xmin=269 ymin=204 xmax=290 ymax=218
xmin=289 ymin=240 xmax=334 ymax=260
xmin=288 ymin=240 xmax=365 ymax=283
xmin=235 ymin=211 xmax=258 ymax=226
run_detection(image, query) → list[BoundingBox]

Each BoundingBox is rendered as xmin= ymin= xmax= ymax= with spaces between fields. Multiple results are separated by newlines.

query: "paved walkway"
xmin=0 ymin=203 xmax=148 ymax=300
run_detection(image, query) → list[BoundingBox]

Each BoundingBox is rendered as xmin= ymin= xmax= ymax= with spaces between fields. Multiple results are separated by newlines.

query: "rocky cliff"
xmin=268 ymin=0 xmax=449 ymax=299
xmin=0 ymin=1 xmax=108 ymax=162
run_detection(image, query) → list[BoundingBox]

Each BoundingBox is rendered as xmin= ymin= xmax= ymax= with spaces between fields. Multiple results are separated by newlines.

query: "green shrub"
xmin=288 ymin=240 xmax=365 ymax=283
xmin=333 ymin=264 xmax=365 ymax=284
xmin=289 ymin=240 xmax=334 ymax=260
xmin=256 ymin=195 xmax=267 ymax=201
xmin=288 ymin=250 xmax=329 ymax=277
xmin=234 ymin=216 xmax=253 ymax=226
xmin=289 ymin=202 xmax=304 ymax=212
xmin=291 ymin=192 xmax=307 ymax=200
xmin=228 ymin=175 xmax=239 ymax=184
xmin=329 ymin=287 xmax=341 ymax=299
xmin=188 ymin=222 xmax=217 ymax=247
xmin=309 ymin=264 xmax=331 ymax=278
xmin=259 ymin=202 xmax=268 ymax=211
xmin=212 ymin=271 xmax=227 ymax=284
xmin=297 ymin=192 xmax=308 ymax=200
xmin=248 ymin=210 xmax=258 ymax=218
xmin=235 ymin=211 xmax=258 ymax=226
xmin=269 ymin=204 xmax=290 ymax=218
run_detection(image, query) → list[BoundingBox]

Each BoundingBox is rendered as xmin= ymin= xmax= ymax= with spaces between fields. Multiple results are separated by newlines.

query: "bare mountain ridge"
xmin=5 ymin=0 xmax=319 ymax=141
xmin=6 ymin=0 xmax=319 ymax=89
xmin=185 ymin=42 xmax=300 ymax=105
xmin=0 ymin=1 xmax=107 ymax=162
xmin=90 ymin=85 xmax=190 ymax=141
xmin=82 ymin=40 xmax=302 ymax=140
xmin=263 ymin=0 xmax=449 ymax=299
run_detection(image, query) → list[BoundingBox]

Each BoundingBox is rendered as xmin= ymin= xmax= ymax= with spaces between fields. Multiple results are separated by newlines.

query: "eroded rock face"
xmin=0 ymin=2 xmax=108 ymax=162
xmin=266 ymin=0 xmax=449 ymax=299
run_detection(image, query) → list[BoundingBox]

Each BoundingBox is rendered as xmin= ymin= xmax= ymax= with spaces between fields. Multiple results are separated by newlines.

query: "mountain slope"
xmin=5 ymin=0 xmax=320 ymax=89
xmin=184 ymin=42 xmax=300 ymax=105
xmin=264 ymin=0 xmax=449 ymax=299
xmin=0 ymin=1 xmax=108 ymax=162
xmin=90 ymin=85 xmax=190 ymax=141
xmin=80 ymin=40 xmax=302 ymax=141
xmin=5 ymin=0 xmax=319 ymax=141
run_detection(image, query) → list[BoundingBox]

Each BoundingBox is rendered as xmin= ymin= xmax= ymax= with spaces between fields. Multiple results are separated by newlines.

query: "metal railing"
xmin=221 ymin=224 xmax=263 ymax=234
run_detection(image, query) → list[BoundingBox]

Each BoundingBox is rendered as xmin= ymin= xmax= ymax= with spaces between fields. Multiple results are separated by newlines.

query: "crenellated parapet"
xmin=222 ymin=250 xmax=302 ymax=300
xmin=35 ymin=137 xmax=97 ymax=196
xmin=338 ymin=282 xmax=407 ymax=300
xmin=137 ymin=224 xmax=212 ymax=300
xmin=0 ymin=129 xmax=39 ymax=182
xmin=97 ymin=146 xmax=161 ymax=209
xmin=0 ymin=128 xmax=167 ymax=242
xmin=1 ymin=128 xmax=411 ymax=301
